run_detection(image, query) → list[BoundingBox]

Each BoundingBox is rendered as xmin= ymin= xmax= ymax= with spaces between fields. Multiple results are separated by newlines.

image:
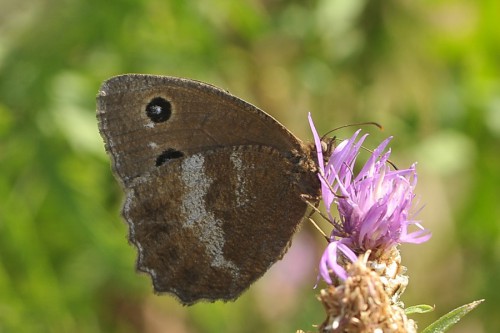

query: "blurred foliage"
xmin=0 ymin=0 xmax=498 ymax=332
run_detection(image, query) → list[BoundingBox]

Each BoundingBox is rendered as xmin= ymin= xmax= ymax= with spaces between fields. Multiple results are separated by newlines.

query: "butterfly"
xmin=97 ymin=74 xmax=321 ymax=305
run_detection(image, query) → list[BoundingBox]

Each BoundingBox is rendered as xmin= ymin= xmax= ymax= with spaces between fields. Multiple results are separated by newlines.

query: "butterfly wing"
xmin=97 ymin=74 xmax=319 ymax=304
xmin=97 ymin=74 xmax=305 ymax=187
xmin=125 ymin=146 xmax=309 ymax=304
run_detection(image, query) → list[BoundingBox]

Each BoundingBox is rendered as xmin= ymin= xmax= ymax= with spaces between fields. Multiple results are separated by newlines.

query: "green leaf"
xmin=421 ymin=300 xmax=484 ymax=333
xmin=405 ymin=304 xmax=434 ymax=315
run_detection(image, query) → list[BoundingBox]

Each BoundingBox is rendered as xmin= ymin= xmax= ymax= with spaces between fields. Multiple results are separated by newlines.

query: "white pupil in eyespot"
xmin=152 ymin=105 xmax=162 ymax=114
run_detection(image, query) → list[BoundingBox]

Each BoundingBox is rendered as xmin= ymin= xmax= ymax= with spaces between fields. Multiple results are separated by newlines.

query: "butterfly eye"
xmin=321 ymin=141 xmax=328 ymax=154
xmin=156 ymin=148 xmax=184 ymax=166
xmin=321 ymin=137 xmax=336 ymax=157
xmin=146 ymin=97 xmax=172 ymax=123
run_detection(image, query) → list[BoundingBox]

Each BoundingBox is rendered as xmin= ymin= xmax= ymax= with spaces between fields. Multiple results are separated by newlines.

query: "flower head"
xmin=308 ymin=114 xmax=431 ymax=284
xmin=318 ymin=253 xmax=417 ymax=333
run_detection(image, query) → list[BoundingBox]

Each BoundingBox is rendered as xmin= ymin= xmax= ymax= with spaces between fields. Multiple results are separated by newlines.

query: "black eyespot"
xmin=156 ymin=148 xmax=184 ymax=166
xmin=146 ymin=97 xmax=172 ymax=123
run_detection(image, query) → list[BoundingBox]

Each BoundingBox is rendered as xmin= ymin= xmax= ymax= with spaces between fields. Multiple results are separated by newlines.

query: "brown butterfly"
xmin=97 ymin=74 xmax=321 ymax=305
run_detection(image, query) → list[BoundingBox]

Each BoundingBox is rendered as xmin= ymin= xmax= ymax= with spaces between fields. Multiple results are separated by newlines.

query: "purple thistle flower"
xmin=308 ymin=114 xmax=431 ymax=284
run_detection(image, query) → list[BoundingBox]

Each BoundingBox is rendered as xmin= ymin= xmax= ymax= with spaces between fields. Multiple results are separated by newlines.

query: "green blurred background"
xmin=1 ymin=0 xmax=498 ymax=332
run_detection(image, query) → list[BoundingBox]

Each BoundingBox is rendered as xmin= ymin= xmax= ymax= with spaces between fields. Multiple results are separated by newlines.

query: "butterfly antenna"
xmin=358 ymin=145 xmax=399 ymax=170
xmin=320 ymin=121 xmax=383 ymax=142
xmin=320 ymin=121 xmax=398 ymax=170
